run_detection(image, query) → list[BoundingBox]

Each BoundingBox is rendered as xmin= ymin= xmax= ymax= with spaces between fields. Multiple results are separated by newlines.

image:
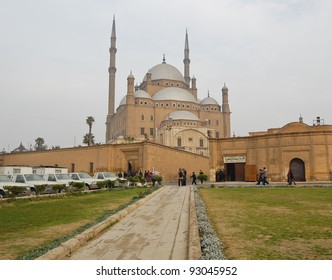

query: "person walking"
xmin=190 ymin=171 xmax=197 ymax=185
xmin=262 ymin=167 xmax=269 ymax=185
xmin=256 ymin=169 xmax=263 ymax=185
xmin=182 ymin=168 xmax=187 ymax=186
xmin=287 ymin=168 xmax=296 ymax=185
xmin=151 ymin=172 xmax=156 ymax=186
xmin=178 ymin=168 xmax=183 ymax=186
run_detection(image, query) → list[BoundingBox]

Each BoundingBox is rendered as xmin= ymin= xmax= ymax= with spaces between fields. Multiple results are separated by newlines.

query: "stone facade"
xmin=209 ymin=122 xmax=332 ymax=182
xmin=0 ymin=141 xmax=209 ymax=181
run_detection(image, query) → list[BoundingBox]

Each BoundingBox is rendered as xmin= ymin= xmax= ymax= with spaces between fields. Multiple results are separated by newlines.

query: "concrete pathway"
xmin=68 ymin=185 xmax=190 ymax=260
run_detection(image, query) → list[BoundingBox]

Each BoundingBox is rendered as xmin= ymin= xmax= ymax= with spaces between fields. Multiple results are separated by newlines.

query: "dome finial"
xmin=162 ymin=54 xmax=166 ymax=64
xmin=299 ymin=114 xmax=303 ymax=123
xmin=208 ymin=90 xmax=210 ymax=97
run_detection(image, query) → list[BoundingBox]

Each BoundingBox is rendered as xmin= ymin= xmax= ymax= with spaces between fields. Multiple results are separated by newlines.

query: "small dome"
xmin=119 ymin=96 xmax=126 ymax=106
xmin=153 ymin=87 xmax=197 ymax=103
xmin=143 ymin=63 xmax=185 ymax=83
xmin=200 ymin=96 xmax=219 ymax=105
xmin=134 ymin=90 xmax=151 ymax=99
xmin=165 ymin=110 xmax=200 ymax=121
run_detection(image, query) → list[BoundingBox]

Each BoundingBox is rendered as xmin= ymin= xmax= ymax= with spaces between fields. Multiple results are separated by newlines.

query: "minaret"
xmin=108 ymin=16 xmax=117 ymax=116
xmin=222 ymin=83 xmax=231 ymax=138
xmin=183 ymin=29 xmax=190 ymax=86
xmin=126 ymin=71 xmax=135 ymax=105
xmin=106 ymin=16 xmax=117 ymax=142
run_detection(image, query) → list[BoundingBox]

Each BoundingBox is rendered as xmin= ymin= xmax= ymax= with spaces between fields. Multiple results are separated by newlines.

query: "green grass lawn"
xmin=199 ymin=187 xmax=332 ymax=260
xmin=0 ymin=188 xmax=148 ymax=259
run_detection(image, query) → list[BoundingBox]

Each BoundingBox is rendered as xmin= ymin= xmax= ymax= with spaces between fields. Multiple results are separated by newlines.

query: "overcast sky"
xmin=1 ymin=0 xmax=331 ymax=152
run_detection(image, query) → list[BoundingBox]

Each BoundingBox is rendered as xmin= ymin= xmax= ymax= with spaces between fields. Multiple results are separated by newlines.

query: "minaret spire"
xmin=109 ymin=16 xmax=117 ymax=115
xmin=106 ymin=15 xmax=117 ymax=142
xmin=183 ymin=29 xmax=191 ymax=86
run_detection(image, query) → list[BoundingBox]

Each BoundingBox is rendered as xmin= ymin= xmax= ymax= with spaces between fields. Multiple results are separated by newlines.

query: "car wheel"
xmin=0 ymin=190 xmax=6 ymax=198
xmin=30 ymin=188 xmax=36 ymax=196
xmin=114 ymin=180 xmax=120 ymax=187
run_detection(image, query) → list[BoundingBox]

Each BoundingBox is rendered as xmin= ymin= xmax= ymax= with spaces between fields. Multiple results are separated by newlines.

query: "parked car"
xmin=0 ymin=175 xmax=31 ymax=198
xmin=93 ymin=172 xmax=127 ymax=187
xmin=12 ymin=174 xmax=61 ymax=195
xmin=43 ymin=173 xmax=77 ymax=188
xmin=69 ymin=172 xmax=102 ymax=189
xmin=93 ymin=172 xmax=118 ymax=181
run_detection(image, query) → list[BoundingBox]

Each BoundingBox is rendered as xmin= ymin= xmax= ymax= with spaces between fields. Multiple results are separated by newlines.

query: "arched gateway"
xmin=290 ymin=158 xmax=306 ymax=181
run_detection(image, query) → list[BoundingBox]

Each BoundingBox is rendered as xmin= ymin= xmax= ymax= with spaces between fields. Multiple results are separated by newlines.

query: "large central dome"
xmin=153 ymin=87 xmax=197 ymax=102
xmin=143 ymin=63 xmax=185 ymax=83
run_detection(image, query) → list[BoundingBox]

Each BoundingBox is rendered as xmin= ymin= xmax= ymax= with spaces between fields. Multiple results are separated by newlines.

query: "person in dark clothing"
xmin=178 ymin=168 xmax=183 ymax=186
xmin=182 ymin=168 xmax=187 ymax=186
xmin=287 ymin=168 xmax=296 ymax=185
xmin=262 ymin=167 xmax=269 ymax=185
xmin=256 ymin=169 xmax=263 ymax=185
xmin=190 ymin=172 xmax=197 ymax=185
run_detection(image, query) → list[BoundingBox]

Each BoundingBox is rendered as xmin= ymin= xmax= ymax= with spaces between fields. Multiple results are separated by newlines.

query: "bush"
xmin=197 ymin=173 xmax=208 ymax=184
xmin=155 ymin=175 xmax=163 ymax=183
xmin=106 ymin=180 xmax=116 ymax=188
xmin=96 ymin=181 xmax=108 ymax=189
xmin=3 ymin=186 xmax=28 ymax=197
xmin=68 ymin=181 xmax=85 ymax=191
xmin=35 ymin=184 xmax=47 ymax=195
xmin=52 ymin=184 xmax=66 ymax=193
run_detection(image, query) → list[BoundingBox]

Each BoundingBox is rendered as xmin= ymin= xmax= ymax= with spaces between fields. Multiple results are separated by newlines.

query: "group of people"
xmin=257 ymin=166 xmax=296 ymax=185
xmin=177 ymin=168 xmax=204 ymax=186
xmin=177 ymin=168 xmax=188 ymax=186
xmin=215 ymin=169 xmax=225 ymax=182
xmin=256 ymin=167 xmax=269 ymax=185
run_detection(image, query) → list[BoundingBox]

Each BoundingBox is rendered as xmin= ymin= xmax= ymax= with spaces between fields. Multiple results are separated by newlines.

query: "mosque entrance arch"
xmin=290 ymin=158 xmax=306 ymax=181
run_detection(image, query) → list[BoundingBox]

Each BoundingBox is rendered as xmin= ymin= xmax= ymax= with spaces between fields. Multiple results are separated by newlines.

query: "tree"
xmin=86 ymin=116 xmax=95 ymax=146
xmin=83 ymin=133 xmax=95 ymax=146
xmin=35 ymin=137 xmax=47 ymax=151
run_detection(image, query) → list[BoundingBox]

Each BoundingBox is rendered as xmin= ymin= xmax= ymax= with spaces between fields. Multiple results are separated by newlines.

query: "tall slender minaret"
xmin=222 ymin=83 xmax=231 ymax=138
xmin=108 ymin=16 xmax=117 ymax=116
xmin=106 ymin=16 xmax=117 ymax=142
xmin=183 ymin=29 xmax=190 ymax=86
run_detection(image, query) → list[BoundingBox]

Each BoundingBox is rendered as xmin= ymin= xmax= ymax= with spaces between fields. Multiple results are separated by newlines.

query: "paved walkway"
xmin=68 ymin=185 xmax=191 ymax=260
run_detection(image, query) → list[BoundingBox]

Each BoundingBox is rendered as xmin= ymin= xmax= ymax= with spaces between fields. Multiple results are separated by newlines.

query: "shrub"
xmin=197 ymin=173 xmax=208 ymax=184
xmin=155 ymin=175 xmax=163 ymax=183
xmin=105 ymin=180 xmax=116 ymax=188
xmin=96 ymin=181 xmax=108 ymax=189
xmin=68 ymin=181 xmax=85 ymax=191
xmin=3 ymin=186 xmax=28 ymax=197
xmin=52 ymin=184 xmax=66 ymax=193
xmin=35 ymin=184 xmax=47 ymax=195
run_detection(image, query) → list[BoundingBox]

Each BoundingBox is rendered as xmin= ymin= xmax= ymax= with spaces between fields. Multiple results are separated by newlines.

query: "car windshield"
xmin=0 ymin=175 xmax=12 ymax=183
xmin=103 ymin=172 xmax=117 ymax=178
xmin=77 ymin=173 xmax=92 ymax=179
xmin=55 ymin=174 xmax=72 ymax=180
xmin=25 ymin=174 xmax=44 ymax=181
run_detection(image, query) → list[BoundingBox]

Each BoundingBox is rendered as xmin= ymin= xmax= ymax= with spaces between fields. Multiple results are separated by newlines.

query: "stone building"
xmin=105 ymin=18 xmax=231 ymax=156
xmin=209 ymin=120 xmax=332 ymax=182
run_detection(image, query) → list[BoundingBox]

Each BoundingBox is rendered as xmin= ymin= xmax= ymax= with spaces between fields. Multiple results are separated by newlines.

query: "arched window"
xmin=177 ymin=137 xmax=182 ymax=147
xmin=199 ymin=138 xmax=204 ymax=147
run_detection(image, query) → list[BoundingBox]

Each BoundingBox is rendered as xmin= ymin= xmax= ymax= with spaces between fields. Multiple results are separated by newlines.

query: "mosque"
xmin=1 ymin=18 xmax=332 ymax=182
xmin=105 ymin=17 xmax=231 ymax=156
